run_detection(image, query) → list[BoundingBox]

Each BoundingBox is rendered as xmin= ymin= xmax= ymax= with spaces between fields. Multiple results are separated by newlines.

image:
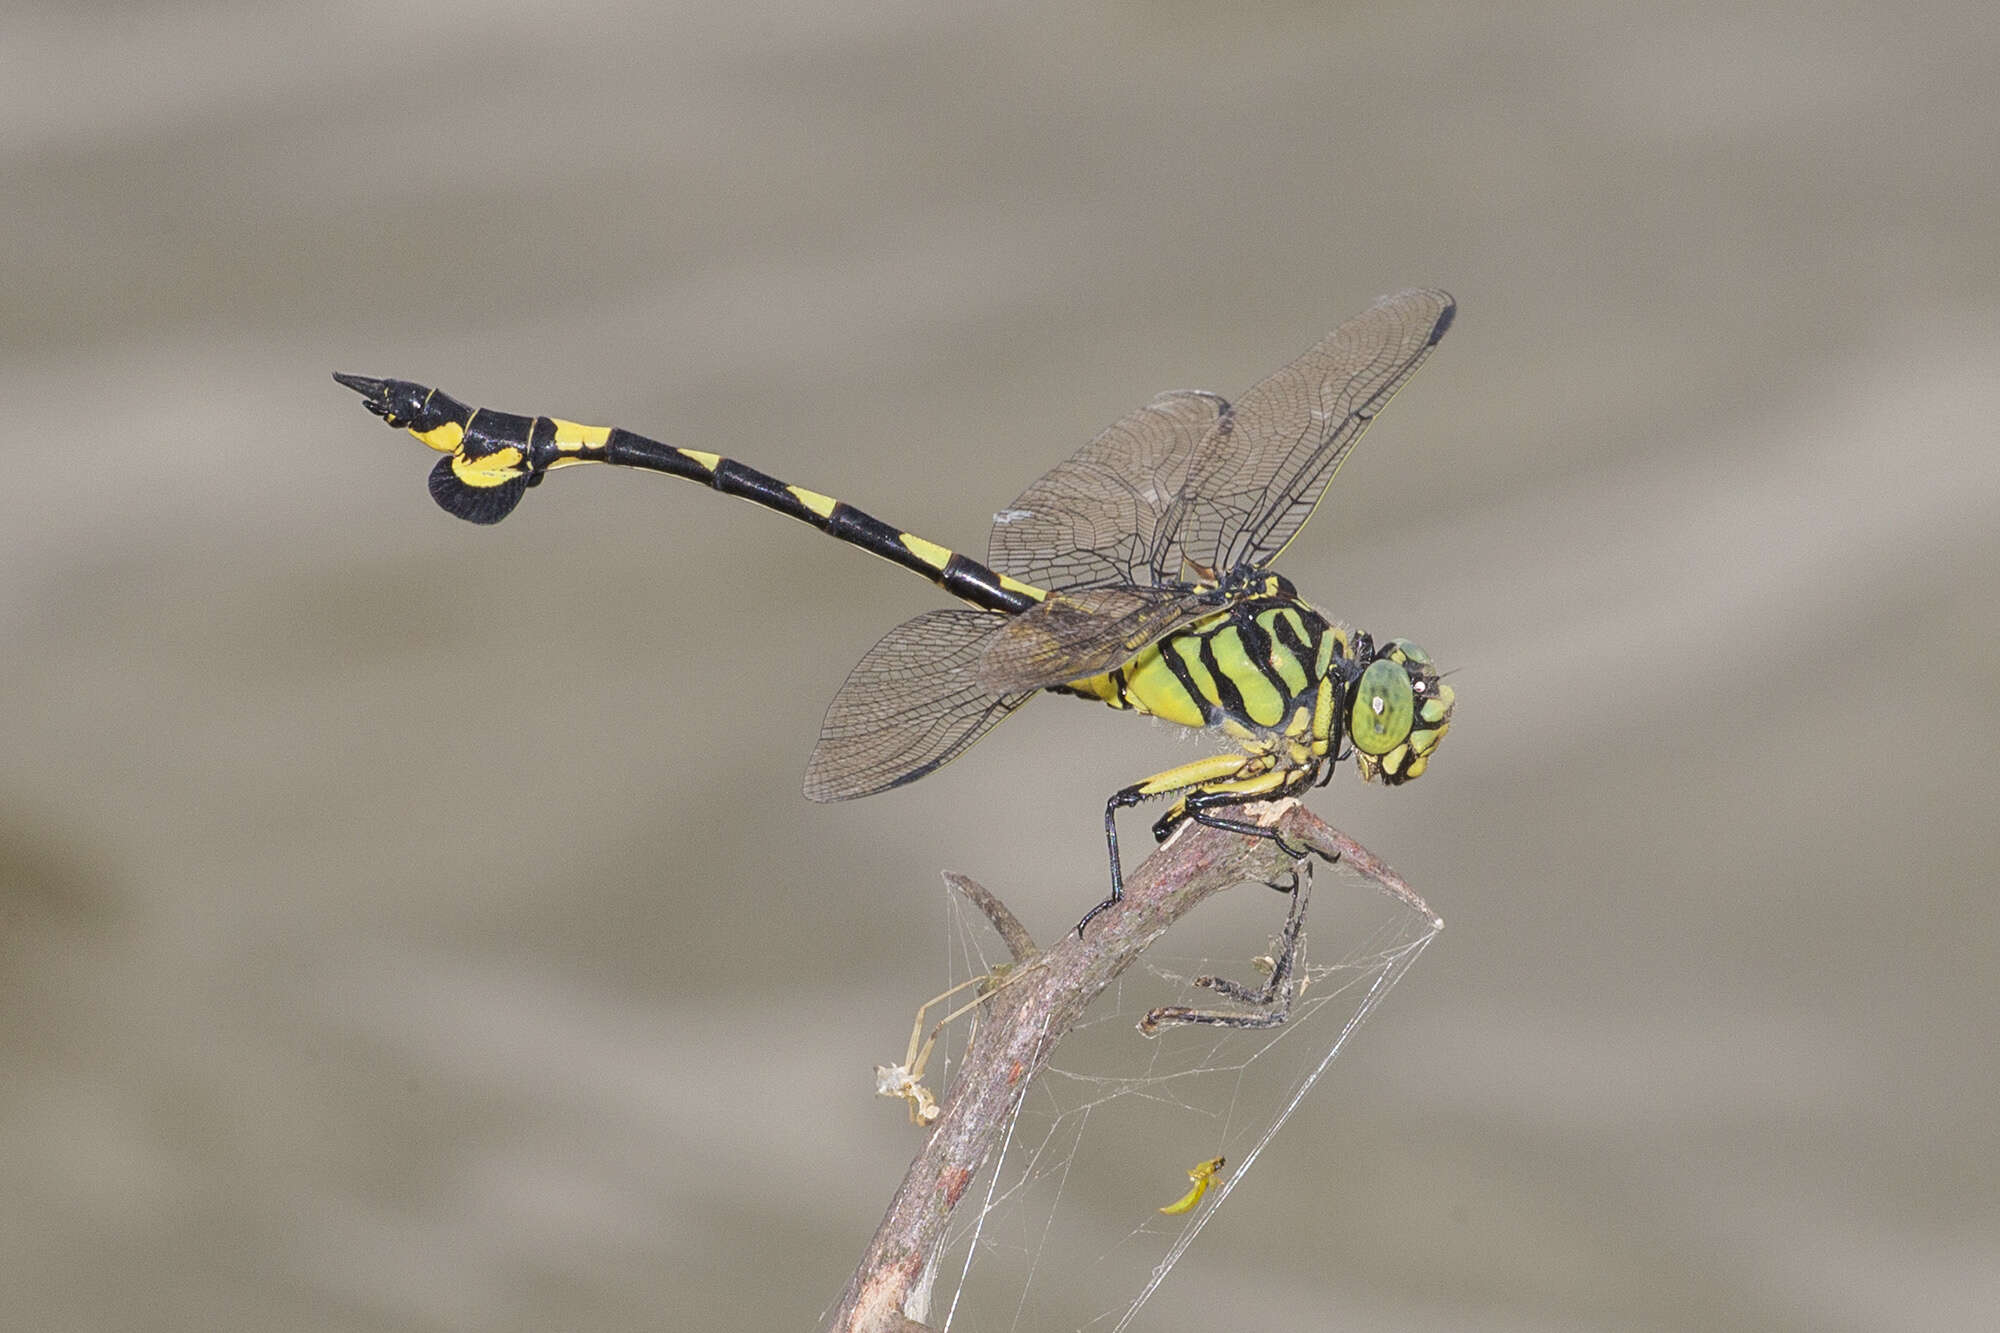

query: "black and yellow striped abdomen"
xmin=332 ymin=374 xmax=1047 ymax=618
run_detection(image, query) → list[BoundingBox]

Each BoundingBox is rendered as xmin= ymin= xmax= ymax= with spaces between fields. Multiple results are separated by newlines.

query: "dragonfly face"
xmin=1350 ymin=639 xmax=1453 ymax=786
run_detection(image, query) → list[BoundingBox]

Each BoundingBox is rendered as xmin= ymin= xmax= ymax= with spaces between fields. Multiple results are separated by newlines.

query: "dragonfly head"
xmin=1350 ymin=638 xmax=1453 ymax=785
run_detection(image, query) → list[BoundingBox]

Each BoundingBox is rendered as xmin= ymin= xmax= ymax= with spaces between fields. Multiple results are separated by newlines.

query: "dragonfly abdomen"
xmin=597 ymin=428 xmax=1045 ymax=615
xmin=331 ymin=374 xmax=1046 ymax=617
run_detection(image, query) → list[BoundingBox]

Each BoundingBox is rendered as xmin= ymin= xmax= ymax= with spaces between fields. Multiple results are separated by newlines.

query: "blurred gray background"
xmin=6 ymin=2 xmax=1996 ymax=1329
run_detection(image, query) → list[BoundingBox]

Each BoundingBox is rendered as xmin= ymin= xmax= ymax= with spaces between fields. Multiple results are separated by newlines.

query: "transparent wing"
xmin=987 ymin=390 xmax=1229 ymax=592
xmin=974 ymin=586 xmax=1220 ymax=693
xmin=972 ymin=292 xmax=1451 ymax=697
xmin=1159 ymin=288 xmax=1454 ymax=578
xmin=805 ymin=609 xmax=1034 ymax=802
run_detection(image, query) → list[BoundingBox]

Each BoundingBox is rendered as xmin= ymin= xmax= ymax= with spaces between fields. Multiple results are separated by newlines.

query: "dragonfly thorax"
xmin=1058 ymin=588 xmax=1452 ymax=791
xmin=1064 ymin=591 xmax=1338 ymax=746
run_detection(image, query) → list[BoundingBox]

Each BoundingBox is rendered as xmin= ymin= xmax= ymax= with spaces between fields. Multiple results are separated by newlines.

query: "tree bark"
xmin=828 ymin=800 xmax=1438 ymax=1333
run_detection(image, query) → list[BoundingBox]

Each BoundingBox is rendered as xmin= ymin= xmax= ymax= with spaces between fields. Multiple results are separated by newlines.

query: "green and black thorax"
xmin=1055 ymin=567 xmax=1449 ymax=790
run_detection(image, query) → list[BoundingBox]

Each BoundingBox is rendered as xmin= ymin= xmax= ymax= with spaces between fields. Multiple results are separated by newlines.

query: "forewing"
xmin=805 ymin=609 xmax=1033 ymax=802
xmin=988 ymin=389 xmax=1228 ymax=591
xmin=1160 ymin=288 xmax=1454 ymax=577
xmin=974 ymin=586 xmax=1217 ymax=693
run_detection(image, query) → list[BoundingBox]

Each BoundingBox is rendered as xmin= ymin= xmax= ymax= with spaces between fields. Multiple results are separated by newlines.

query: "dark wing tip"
xmin=802 ymin=756 xmax=929 ymax=803
xmin=1427 ymin=295 xmax=1456 ymax=344
xmin=427 ymin=455 xmax=527 ymax=525
xmin=1373 ymin=290 xmax=1456 ymax=346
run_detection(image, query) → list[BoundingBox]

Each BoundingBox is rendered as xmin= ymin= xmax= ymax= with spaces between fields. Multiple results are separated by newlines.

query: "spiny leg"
xmin=1078 ymin=753 xmax=1272 ymax=936
xmin=1182 ymin=788 xmax=1317 ymax=863
xmin=1152 ymin=804 xmax=1300 ymax=894
xmin=1139 ymin=859 xmax=1315 ymax=1034
xmin=1165 ymin=740 xmax=1339 ymax=865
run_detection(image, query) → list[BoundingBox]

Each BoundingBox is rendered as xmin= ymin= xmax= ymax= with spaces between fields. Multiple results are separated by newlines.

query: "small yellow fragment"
xmin=1158 ymin=1156 xmax=1225 ymax=1215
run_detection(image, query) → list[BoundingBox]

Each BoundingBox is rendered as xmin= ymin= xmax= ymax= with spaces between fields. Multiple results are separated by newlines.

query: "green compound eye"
xmin=1383 ymin=638 xmax=1430 ymax=666
xmin=1351 ymin=658 xmax=1415 ymax=756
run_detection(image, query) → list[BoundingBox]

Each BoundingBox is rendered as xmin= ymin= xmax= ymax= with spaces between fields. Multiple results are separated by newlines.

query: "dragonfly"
xmin=336 ymin=287 xmax=1457 ymax=931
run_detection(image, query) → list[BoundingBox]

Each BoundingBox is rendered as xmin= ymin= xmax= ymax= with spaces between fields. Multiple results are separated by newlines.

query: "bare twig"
xmin=941 ymin=870 xmax=1037 ymax=963
xmin=828 ymin=800 xmax=1437 ymax=1333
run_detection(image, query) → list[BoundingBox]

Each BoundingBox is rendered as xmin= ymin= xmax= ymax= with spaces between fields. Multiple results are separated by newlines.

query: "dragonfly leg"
xmin=1152 ymin=795 xmax=1308 ymax=881
xmin=1140 ymin=862 xmax=1315 ymax=1033
xmin=1079 ymin=783 xmax=1148 ymax=937
xmin=1181 ymin=779 xmax=1325 ymax=864
xmin=1076 ymin=753 xmax=1262 ymax=936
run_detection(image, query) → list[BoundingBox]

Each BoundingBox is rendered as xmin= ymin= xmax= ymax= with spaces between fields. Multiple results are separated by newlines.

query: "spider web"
xmin=902 ymin=857 xmax=1442 ymax=1332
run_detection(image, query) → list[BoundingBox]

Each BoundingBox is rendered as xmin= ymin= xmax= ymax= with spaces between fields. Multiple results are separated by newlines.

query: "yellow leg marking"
xmin=787 ymin=485 xmax=837 ymax=518
xmin=1136 ymin=752 xmax=1256 ymax=798
xmin=898 ymin=532 xmax=954 ymax=572
xmin=412 ymin=421 xmax=464 ymax=454
xmin=1191 ymin=767 xmax=1292 ymax=801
